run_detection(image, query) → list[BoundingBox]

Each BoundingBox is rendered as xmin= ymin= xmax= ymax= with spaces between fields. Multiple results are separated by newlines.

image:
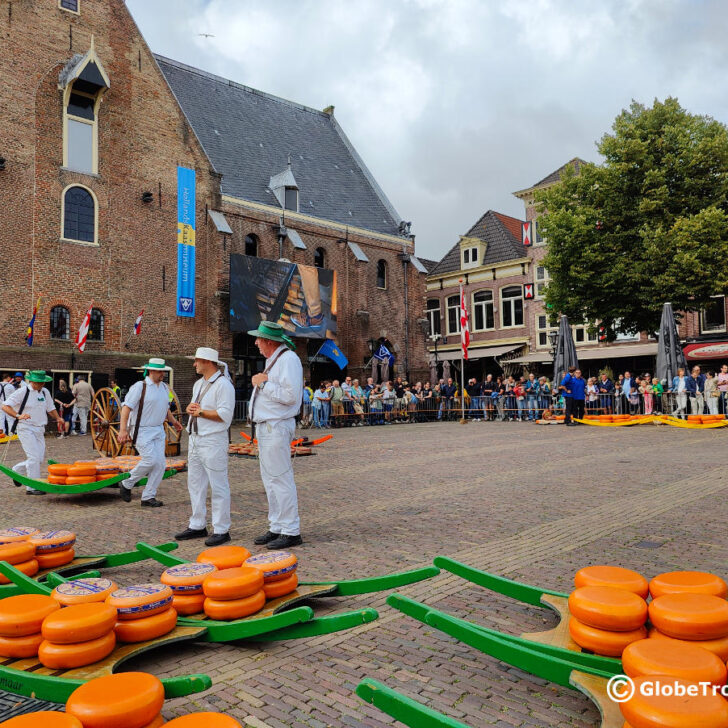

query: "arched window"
xmin=88 ymin=308 xmax=104 ymax=341
xmin=50 ymin=306 xmax=70 ymax=340
xmin=314 ymin=247 xmax=326 ymax=268
xmin=244 ymin=234 xmax=258 ymax=257
xmin=472 ymin=290 xmax=494 ymax=331
xmin=500 ymin=285 xmax=524 ymax=328
xmin=376 ymin=259 xmax=387 ymax=289
xmin=63 ymin=186 xmax=96 ymax=243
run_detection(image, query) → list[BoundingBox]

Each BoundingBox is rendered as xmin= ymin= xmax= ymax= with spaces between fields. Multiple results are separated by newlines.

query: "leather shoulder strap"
xmin=132 ymin=382 xmax=147 ymax=446
xmin=10 ymin=388 xmax=30 ymax=435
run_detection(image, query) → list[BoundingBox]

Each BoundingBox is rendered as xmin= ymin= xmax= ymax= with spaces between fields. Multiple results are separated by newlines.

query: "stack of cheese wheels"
xmin=47 ymin=463 xmax=71 ymax=484
xmin=95 ymin=461 xmax=120 ymax=481
xmin=51 ymin=577 xmax=117 ymax=607
xmin=620 ymin=676 xmax=728 ymax=728
xmin=106 ymin=584 xmax=177 ymax=643
xmin=243 ymin=551 xmax=299 ymax=601
xmin=0 ymin=594 xmax=60 ymax=659
xmin=1 ymin=713 xmax=83 ymax=727
xmin=201 ymin=566 xmax=265 ymax=620
xmin=165 ymin=714 xmax=243 ymax=727
xmin=66 ymin=462 xmax=98 ymax=485
xmin=39 ymin=602 xmax=117 ymax=669
xmin=161 ymin=562 xmax=217 ymax=617
xmin=196 ymin=545 xmax=251 ymax=570
xmin=65 ymin=672 xmax=165 ymax=728
xmin=0 ymin=527 xmax=39 ymax=544
xmin=568 ymin=585 xmax=648 ymax=657
xmin=29 ymin=529 xmax=76 ymax=569
xmin=0 ymin=539 xmax=38 ymax=585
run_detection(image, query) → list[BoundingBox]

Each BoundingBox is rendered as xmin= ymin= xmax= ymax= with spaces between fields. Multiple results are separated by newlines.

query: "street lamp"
xmin=548 ymin=330 xmax=558 ymax=358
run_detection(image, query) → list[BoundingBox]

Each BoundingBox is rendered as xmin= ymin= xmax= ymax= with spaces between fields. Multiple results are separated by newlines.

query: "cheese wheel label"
xmin=56 ymin=578 xmax=115 ymax=597
xmin=245 ymin=551 xmax=298 ymax=578
xmin=110 ymin=584 xmax=173 ymax=616
xmin=0 ymin=527 xmax=37 ymax=543
xmin=32 ymin=530 xmax=76 ymax=552
xmin=162 ymin=563 xmax=217 ymax=593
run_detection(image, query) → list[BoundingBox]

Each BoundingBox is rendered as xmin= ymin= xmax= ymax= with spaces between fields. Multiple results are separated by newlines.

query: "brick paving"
xmin=2 ymin=421 xmax=728 ymax=726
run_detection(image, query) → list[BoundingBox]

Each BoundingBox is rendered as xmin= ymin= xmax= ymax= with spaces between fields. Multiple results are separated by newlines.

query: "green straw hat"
xmin=27 ymin=370 xmax=52 ymax=383
xmin=247 ymin=320 xmax=296 ymax=351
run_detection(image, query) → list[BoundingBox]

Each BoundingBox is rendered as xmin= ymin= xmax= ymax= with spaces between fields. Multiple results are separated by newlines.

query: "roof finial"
xmin=287 ymin=153 xmax=291 ymax=169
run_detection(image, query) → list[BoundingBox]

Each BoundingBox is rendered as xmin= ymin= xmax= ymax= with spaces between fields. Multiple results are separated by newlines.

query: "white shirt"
xmin=122 ymin=377 xmax=170 ymax=428
xmin=0 ymin=382 xmax=15 ymax=403
xmin=5 ymin=386 xmax=55 ymax=428
xmin=190 ymin=372 xmax=235 ymax=436
xmin=249 ymin=345 xmax=303 ymax=424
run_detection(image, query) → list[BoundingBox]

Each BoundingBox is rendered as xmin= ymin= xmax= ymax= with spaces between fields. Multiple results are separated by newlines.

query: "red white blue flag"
xmin=134 ymin=309 xmax=144 ymax=336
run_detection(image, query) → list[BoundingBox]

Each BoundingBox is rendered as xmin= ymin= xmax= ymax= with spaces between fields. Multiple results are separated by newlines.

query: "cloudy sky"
xmin=127 ymin=0 xmax=728 ymax=261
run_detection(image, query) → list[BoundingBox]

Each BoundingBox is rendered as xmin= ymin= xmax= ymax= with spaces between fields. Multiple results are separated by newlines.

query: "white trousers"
xmin=125 ymin=426 xmax=166 ymax=501
xmin=73 ymin=406 xmax=89 ymax=434
xmin=13 ymin=425 xmax=45 ymax=492
xmin=187 ymin=432 xmax=231 ymax=535
xmin=257 ymin=419 xmax=300 ymax=536
xmin=707 ymin=395 xmax=719 ymax=415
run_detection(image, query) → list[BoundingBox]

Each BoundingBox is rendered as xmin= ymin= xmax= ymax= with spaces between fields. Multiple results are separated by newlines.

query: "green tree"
xmin=538 ymin=98 xmax=728 ymax=339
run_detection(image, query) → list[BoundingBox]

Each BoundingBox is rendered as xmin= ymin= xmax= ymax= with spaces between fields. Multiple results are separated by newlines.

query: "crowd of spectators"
xmin=300 ymin=363 xmax=728 ymax=428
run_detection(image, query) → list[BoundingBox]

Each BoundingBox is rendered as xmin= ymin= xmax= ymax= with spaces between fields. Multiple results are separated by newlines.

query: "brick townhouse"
xmin=0 ymin=0 xmax=426 ymax=405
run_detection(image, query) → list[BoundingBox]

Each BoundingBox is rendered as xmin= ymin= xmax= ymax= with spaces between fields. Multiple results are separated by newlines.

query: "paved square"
xmin=2 ymin=421 xmax=728 ymax=726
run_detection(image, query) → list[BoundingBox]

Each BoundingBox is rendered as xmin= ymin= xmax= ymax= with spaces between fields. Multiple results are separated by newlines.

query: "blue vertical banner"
xmin=176 ymin=166 xmax=196 ymax=317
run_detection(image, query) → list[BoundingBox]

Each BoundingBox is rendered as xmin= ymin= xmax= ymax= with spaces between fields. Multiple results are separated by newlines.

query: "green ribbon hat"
xmin=26 ymin=370 xmax=52 ymax=383
xmin=247 ymin=320 xmax=296 ymax=351
xmin=142 ymin=357 xmax=171 ymax=374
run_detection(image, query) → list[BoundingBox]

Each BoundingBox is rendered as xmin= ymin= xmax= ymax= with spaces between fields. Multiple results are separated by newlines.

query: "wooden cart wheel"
xmin=90 ymin=388 xmax=135 ymax=457
xmin=164 ymin=388 xmax=182 ymax=457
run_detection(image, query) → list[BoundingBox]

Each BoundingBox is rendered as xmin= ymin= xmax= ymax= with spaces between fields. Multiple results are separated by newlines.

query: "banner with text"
xmin=176 ymin=166 xmax=196 ymax=317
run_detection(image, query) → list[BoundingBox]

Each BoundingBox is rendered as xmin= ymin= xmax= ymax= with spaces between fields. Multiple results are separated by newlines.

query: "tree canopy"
xmin=538 ymin=97 xmax=728 ymax=339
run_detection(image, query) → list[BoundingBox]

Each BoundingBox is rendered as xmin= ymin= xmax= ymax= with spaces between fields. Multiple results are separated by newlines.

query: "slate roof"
xmin=417 ymin=258 xmax=440 ymax=274
xmin=155 ymin=56 xmax=405 ymax=238
xmin=531 ymin=157 xmax=587 ymax=189
xmin=428 ymin=210 xmax=525 ymax=277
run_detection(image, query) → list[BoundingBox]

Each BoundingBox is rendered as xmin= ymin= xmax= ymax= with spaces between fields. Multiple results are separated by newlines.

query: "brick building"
xmin=0 ymin=0 xmax=426 ymax=406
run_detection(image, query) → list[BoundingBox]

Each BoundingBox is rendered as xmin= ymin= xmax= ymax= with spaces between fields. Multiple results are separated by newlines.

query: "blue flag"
xmin=373 ymin=344 xmax=395 ymax=366
xmin=317 ymin=339 xmax=348 ymax=370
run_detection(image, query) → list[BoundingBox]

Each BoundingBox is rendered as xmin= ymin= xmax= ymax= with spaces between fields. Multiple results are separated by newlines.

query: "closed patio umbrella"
xmin=655 ymin=302 xmax=687 ymax=387
xmin=552 ymin=315 xmax=579 ymax=386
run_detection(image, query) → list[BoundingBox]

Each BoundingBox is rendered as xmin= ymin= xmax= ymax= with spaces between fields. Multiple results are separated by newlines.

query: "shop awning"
xmin=438 ymin=344 xmax=523 ymax=362
xmin=510 ymin=342 xmax=659 ymax=364
xmin=683 ymin=341 xmax=728 ymax=360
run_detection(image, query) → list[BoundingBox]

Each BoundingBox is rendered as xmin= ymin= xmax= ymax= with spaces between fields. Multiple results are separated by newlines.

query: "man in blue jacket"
xmin=569 ymin=369 xmax=587 ymax=424
xmin=598 ymin=373 xmax=614 ymax=414
xmin=559 ymin=366 xmax=576 ymax=424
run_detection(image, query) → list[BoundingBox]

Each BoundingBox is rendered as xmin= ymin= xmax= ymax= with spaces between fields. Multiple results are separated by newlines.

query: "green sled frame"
xmin=0 ymin=460 xmax=177 ymax=495
xmin=133 ymin=541 xmax=439 ymax=643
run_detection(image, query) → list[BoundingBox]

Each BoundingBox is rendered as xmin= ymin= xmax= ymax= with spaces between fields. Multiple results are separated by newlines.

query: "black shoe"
xmin=26 ymin=488 xmax=46 ymax=496
xmin=120 ymin=486 xmax=132 ymax=502
xmin=253 ymin=530 xmax=280 ymax=545
xmin=141 ymin=498 xmax=163 ymax=508
xmin=175 ymin=527 xmax=208 ymax=541
xmin=266 ymin=534 xmax=303 ymax=550
xmin=205 ymin=532 xmax=231 ymax=547
xmin=13 ymin=480 xmax=21 ymax=488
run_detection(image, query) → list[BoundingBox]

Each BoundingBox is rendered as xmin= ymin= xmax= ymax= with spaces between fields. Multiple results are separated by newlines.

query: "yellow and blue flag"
xmin=317 ymin=339 xmax=348 ymax=370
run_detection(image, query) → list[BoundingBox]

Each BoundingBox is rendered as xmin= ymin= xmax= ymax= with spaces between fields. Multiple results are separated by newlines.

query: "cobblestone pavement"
xmin=3 ymin=421 xmax=728 ymax=726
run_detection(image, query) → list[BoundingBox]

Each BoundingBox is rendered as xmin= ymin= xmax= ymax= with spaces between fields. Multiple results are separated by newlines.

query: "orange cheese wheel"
xmin=0 ymin=527 xmax=38 ymax=544
xmin=106 ymin=584 xmax=174 ymax=620
xmin=649 ymin=594 xmax=728 ymax=640
xmin=161 ymin=562 xmax=217 ymax=594
xmin=67 ymin=464 xmax=97 ymax=477
xmin=202 ymin=566 xmax=264 ymax=600
xmin=0 ymin=558 xmax=39 ymax=585
xmin=65 ymin=476 xmax=97 ymax=484
xmin=52 ymin=577 xmax=118 ymax=606
xmin=650 ymin=572 xmax=728 ymax=600
xmin=648 ymin=627 xmax=728 ymax=662
xmin=0 ymin=594 xmax=60 ymax=636
xmin=569 ymin=617 xmax=647 ymax=657
xmin=39 ymin=630 xmax=116 ymax=669
xmin=619 ymin=675 xmax=728 ymax=728
xmin=114 ymin=607 xmax=177 ymax=643
xmin=164 ymin=714 xmax=242 ymax=727
xmin=42 ymin=602 xmax=118 ymax=644
xmin=204 ymin=589 xmax=266 ymax=620
xmin=36 ymin=548 xmax=75 ymax=569
xmin=622 ymin=638 xmax=728 ymax=686
xmin=0 ymin=541 xmax=36 ymax=565
xmin=172 ymin=593 xmax=205 ymax=616
xmin=0 ymin=631 xmax=43 ymax=658
xmin=196 ymin=545 xmax=251 ymax=570
xmin=48 ymin=464 xmax=69 ymax=476
xmin=243 ymin=551 xmax=298 ymax=582
xmin=263 ymin=572 xmax=298 ymax=600
xmin=568 ymin=586 xmax=648 ymax=631
xmin=96 ymin=473 xmax=120 ymax=481
xmin=0 ymin=713 xmax=83 ymax=727
xmin=574 ymin=566 xmax=649 ymax=598
xmin=48 ymin=475 xmax=68 ymax=484
xmin=66 ymin=672 xmax=165 ymax=728
xmin=141 ymin=716 xmax=166 ymax=728
xmin=30 ymin=530 xmax=76 ymax=554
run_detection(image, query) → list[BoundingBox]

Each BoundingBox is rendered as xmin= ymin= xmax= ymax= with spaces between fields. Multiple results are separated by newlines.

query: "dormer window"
xmin=459 ymin=236 xmax=483 ymax=270
xmin=284 ymin=187 xmax=298 ymax=211
xmin=269 ymin=161 xmax=299 ymax=212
